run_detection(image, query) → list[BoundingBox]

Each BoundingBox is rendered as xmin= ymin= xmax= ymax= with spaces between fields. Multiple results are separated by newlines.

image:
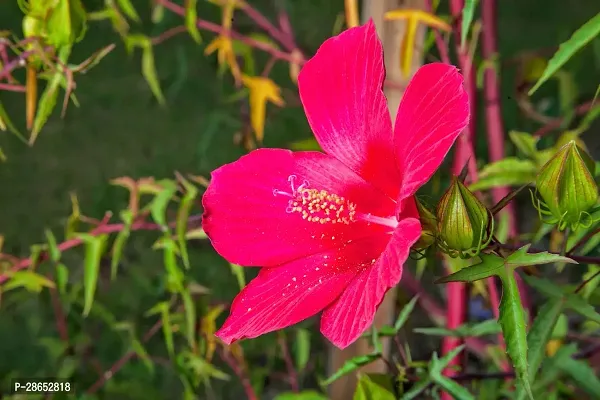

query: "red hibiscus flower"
xmin=202 ymin=20 xmax=469 ymax=349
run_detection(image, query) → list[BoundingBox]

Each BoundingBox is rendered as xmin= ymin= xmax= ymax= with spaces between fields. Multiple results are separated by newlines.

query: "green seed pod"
xmin=534 ymin=140 xmax=598 ymax=231
xmin=436 ymin=177 xmax=493 ymax=258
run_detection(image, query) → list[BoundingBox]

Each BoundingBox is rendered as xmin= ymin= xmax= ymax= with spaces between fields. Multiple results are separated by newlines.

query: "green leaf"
xmin=154 ymin=236 xmax=185 ymax=293
xmin=400 ymin=377 xmax=432 ymax=400
xmin=353 ymin=373 xmax=396 ymax=400
xmin=0 ymin=99 xmax=25 ymax=142
xmin=529 ymin=12 xmax=600 ymax=95
xmin=147 ymin=301 xmax=175 ymax=358
xmin=469 ymin=158 xmax=537 ymax=191
xmin=55 ymin=263 xmax=69 ymax=295
xmin=460 ymin=0 xmax=477 ymax=48
xmin=436 ymin=245 xmax=575 ymax=283
xmin=110 ymin=210 xmax=133 ymax=280
xmin=497 ymin=269 xmax=532 ymax=399
xmin=229 ymin=263 xmax=245 ymax=290
xmin=522 ymin=275 xmax=600 ymax=323
xmin=45 ymin=0 xmax=87 ymax=47
xmin=289 ymin=137 xmax=322 ymax=151
xmin=44 ymin=229 xmax=61 ymax=262
xmin=184 ymin=0 xmax=201 ymax=43
xmin=116 ymin=0 xmax=141 ymax=22
xmin=274 ymin=391 xmax=328 ymax=400
xmin=178 ymin=350 xmax=230 ymax=381
xmin=181 ymin=288 xmax=196 ymax=350
xmin=509 ymin=131 xmax=539 ymax=159
xmin=394 ymin=295 xmax=420 ymax=331
xmin=31 ymin=46 xmax=72 ymax=143
xmin=515 ymin=298 xmax=563 ymax=400
xmin=294 ymin=328 xmax=311 ymax=372
xmin=554 ymin=344 xmax=600 ymax=397
xmin=322 ymin=352 xmax=382 ymax=385
xmin=142 ymin=43 xmax=166 ymax=105
xmin=130 ymin=338 xmax=154 ymax=374
xmin=414 ymin=319 xmax=501 ymax=337
xmin=76 ymin=233 xmax=108 ymax=316
xmin=428 ymin=347 xmax=476 ymax=400
xmin=149 ymin=180 xmax=177 ymax=229
xmin=1 ymin=270 xmax=55 ymax=293
xmin=176 ymin=177 xmax=198 ymax=269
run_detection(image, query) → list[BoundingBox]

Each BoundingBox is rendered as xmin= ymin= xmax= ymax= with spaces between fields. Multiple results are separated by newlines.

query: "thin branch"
xmin=239 ymin=1 xmax=298 ymax=53
xmin=533 ymin=100 xmax=595 ymax=138
xmin=277 ymin=332 xmax=299 ymax=392
xmin=218 ymin=347 xmax=258 ymax=400
xmin=0 ymin=214 xmax=203 ymax=285
xmin=86 ymin=318 xmax=163 ymax=394
xmin=156 ymin=0 xmax=303 ymax=65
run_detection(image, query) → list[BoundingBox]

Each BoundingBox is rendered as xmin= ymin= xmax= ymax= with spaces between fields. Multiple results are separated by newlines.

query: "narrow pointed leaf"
xmin=322 ymin=352 xmax=382 ymax=385
xmin=498 ymin=270 xmax=532 ymax=399
xmin=184 ymin=0 xmax=202 ymax=43
xmin=460 ymin=0 xmax=477 ymax=48
xmin=294 ymin=328 xmax=311 ymax=371
xmin=353 ymin=374 xmax=396 ymax=400
xmin=176 ymin=178 xmax=197 ymax=269
xmin=76 ymin=233 xmax=108 ymax=316
xmin=149 ymin=180 xmax=177 ymax=229
xmin=529 ymin=12 xmax=600 ymax=95
xmin=394 ymin=295 xmax=420 ymax=331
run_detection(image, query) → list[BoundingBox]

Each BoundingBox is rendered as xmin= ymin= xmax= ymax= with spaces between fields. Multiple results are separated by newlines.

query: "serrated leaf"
xmin=437 ymin=245 xmax=575 ymax=283
xmin=353 ymin=373 xmax=396 ymax=400
xmin=460 ymin=0 xmax=477 ymax=48
xmin=176 ymin=177 xmax=197 ymax=269
xmin=469 ymin=158 xmax=537 ymax=191
xmin=294 ymin=328 xmax=310 ymax=371
xmin=516 ymin=298 xmax=563 ymax=400
xmin=77 ymin=233 xmax=108 ymax=316
xmin=498 ymin=269 xmax=532 ymax=399
xmin=184 ymin=0 xmax=201 ymax=43
xmin=522 ymin=275 xmax=600 ymax=323
xmin=434 ymin=376 xmax=475 ymax=400
xmin=555 ymin=346 xmax=600 ymax=397
xmin=529 ymin=12 xmax=600 ymax=95
xmin=322 ymin=352 xmax=382 ymax=385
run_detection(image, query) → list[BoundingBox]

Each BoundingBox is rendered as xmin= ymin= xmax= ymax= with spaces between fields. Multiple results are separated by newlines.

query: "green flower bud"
xmin=436 ymin=177 xmax=494 ymax=258
xmin=534 ymin=140 xmax=598 ymax=231
xmin=413 ymin=198 xmax=437 ymax=251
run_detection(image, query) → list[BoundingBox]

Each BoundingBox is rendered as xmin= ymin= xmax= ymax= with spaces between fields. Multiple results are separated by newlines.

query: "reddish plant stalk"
xmin=480 ymin=0 xmax=532 ymax=327
xmin=239 ymin=1 xmax=298 ymax=53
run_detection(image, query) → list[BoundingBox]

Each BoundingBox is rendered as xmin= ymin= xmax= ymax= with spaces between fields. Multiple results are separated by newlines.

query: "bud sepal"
xmin=532 ymin=140 xmax=598 ymax=231
xmin=436 ymin=177 xmax=494 ymax=259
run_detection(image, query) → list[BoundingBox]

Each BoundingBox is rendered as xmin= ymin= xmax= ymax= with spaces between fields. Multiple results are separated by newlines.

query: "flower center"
xmin=272 ymin=175 xmax=398 ymax=229
xmin=273 ymin=175 xmax=357 ymax=224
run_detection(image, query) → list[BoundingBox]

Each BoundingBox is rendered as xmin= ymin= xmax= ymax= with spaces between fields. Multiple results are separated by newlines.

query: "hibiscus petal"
xmin=394 ymin=63 xmax=470 ymax=202
xmin=216 ymin=233 xmax=390 ymax=344
xmin=297 ymin=20 xmax=400 ymax=199
xmin=202 ymin=148 xmax=396 ymax=267
xmin=320 ymin=218 xmax=421 ymax=349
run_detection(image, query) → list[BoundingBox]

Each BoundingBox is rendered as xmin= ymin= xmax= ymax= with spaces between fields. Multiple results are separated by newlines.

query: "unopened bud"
xmin=534 ymin=140 xmax=598 ymax=231
xmin=436 ymin=177 xmax=493 ymax=258
xmin=413 ymin=198 xmax=437 ymax=251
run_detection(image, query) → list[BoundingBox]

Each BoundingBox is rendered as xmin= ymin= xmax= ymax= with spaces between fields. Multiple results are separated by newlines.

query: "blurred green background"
xmin=0 ymin=0 xmax=599 ymax=398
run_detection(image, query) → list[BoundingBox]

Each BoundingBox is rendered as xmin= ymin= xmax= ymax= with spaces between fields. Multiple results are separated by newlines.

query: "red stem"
xmin=219 ymin=348 xmax=258 ymax=400
xmin=481 ymin=0 xmax=532 ymax=330
xmin=239 ymin=1 xmax=298 ymax=52
xmin=278 ymin=333 xmax=299 ymax=392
